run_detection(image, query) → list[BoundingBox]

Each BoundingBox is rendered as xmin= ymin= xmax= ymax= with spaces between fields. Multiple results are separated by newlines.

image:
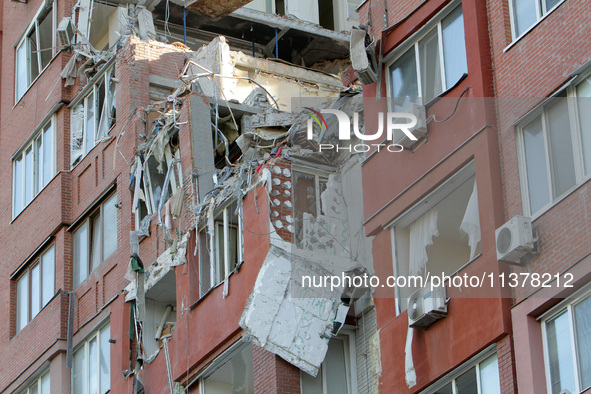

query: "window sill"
xmin=13 ymin=50 xmax=62 ymax=108
xmin=190 ymin=260 xmax=244 ymax=310
xmin=529 ymin=177 xmax=591 ymax=222
xmin=71 ymin=142 xmax=100 ymax=170
xmin=503 ymin=0 xmax=567 ymax=53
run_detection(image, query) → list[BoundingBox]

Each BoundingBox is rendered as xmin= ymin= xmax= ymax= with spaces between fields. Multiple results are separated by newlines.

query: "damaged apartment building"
xmin=1 ymin=0 xmax=380 ymax=393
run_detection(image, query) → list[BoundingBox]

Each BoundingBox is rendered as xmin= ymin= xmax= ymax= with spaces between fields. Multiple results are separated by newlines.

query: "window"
xmin=73 ymin=192 xmax=118 ymax=287
xmin=135 ymin=148 xmax=183 ymax=224
xmin=13 ymin=119 xmax=56 ymax=217
xmin=423 ymin=352 xmax=500 ymax=394
xmin=71 ymin=66 xmax=116 ymax=167
xmin=390 ymin=163 xmax=481 ymax=313
xmin=301 ymin=334 xmax=357 ymax=394
xmin=199 ymin=342 xmax=254 ymax=393
xmin=292 ymin=169 xmax=328 ymax=246
xmin=16 ymin=245 xmax=55 ymax=333
xmin=518 ymin=77 xmax=591 ymax=217
xmin=509 ymin=0 xmax=564 ymax=39
xmin=72 ymin=322 xmax=111 ymax=394
xmin=19 ymin=370 xmax=50 ymax=394
xmin=198 ymin=200 xmax=242 ymax=296
xmin=542 ymin=293 xmax=591 ymax=394
xmin=388 ymin=5 xmax=467 ymax=103
xmin=15 ymin=2 xmax=55 ymax=101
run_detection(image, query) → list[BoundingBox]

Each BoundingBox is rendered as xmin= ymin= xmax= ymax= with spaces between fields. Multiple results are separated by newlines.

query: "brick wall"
xmin=488 ymin=0 xmax=591 ymax=302
xmin=0 ymin=30 xmax=195 ymax=390
xmin=497 ymin=336 xmax=517 ymax=394
xmin=253 ymin=345 xmax=301 ymax=394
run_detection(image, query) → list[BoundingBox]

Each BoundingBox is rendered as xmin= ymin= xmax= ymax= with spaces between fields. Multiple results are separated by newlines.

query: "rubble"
xmin=55 ymin=0 xmax=376 ymax=388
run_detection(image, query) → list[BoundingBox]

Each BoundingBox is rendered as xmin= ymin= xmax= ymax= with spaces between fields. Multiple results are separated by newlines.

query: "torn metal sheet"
xmin=239 ymin=245 xmax=344 ymax=376
xmin=125 ymin=232 xmax=190 ymax=302
xmin=66 ymin=291 xmax=75 ymax=368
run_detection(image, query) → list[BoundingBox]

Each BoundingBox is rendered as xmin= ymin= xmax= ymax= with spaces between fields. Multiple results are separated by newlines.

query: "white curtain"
xmin=460 ymin=180 xmax=481 ymax=259
xmin=405 ymin=327 xmax=416 ymax=388
xmin=409 ymin=209 xmax=439 ymax=276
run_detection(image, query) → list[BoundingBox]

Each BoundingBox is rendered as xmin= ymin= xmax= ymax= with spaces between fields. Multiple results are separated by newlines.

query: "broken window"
xmin=73 ymin=192 xmax=118 ymax=287
xmin=391 ymin=162 xmax=481 ymax=313
xmin=198 ymin=342 xmax=254 ymax=393
xmin=72 ymin=321 xmax=110 ymax=394
xmin=293 ymin=169 xmax=328 ymax=246
xmin=134 ymin=146 xmax=183 ymax=230
xmin=15 ymin=1 xmax=55 ymax=102
xmin=301 ymin=334 xmax=356 ymax=394
xmin=198 ymin=200 xmax=243 ymax=297
xmin=13 ymin=118 xmax=56 ymax=217
xmin=15 ymin=245 xmax=55 ymax=333
xmin=71 ymin=65 xmax=116 ymax=167
xmin=18 ymin=369 xmax=50 ymax=394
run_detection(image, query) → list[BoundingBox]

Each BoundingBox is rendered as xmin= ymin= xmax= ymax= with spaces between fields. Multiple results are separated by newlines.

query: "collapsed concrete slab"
xmin=239 ymin=245 xmax=342 ymax=376
xmin=185 ymin=0 xmax=255 ymax=20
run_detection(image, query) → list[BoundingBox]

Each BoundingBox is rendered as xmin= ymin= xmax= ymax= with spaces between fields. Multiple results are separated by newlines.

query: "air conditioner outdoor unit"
xmin=398 ymin=104 xmax=427 ymax=148
xmin=57 ymin=17 xmax=74 ymax=47
xmin=408 ymin=283 xmax=447 ymax=329
xmin=496 ymin=215 xmax=536 ymax=264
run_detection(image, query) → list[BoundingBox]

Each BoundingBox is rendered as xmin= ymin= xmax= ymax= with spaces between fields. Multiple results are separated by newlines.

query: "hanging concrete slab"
xmin=185 ymin=0 xmax=255 ymax=20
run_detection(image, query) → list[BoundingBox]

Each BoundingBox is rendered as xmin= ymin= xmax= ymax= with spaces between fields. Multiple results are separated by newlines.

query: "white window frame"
xmin=508 ymin=0 xmax=566 ymax=42
xmin=15 ymin=1 xmax=57 ymax=103
xmin=385 ymin=1 xmax=466 ymax=105
xmin=421 ymin=347 xmax=499 ymax=394
xmin=70 ymin=64 xmax=116 ymax=167
xmin=540 ymin=285 xmax=591 ymax=394
xmin=72 ymin=321 xmax=111 ymax=394
xmin=18 ymin=368 xmax=50 ymax=394
xmin=15 ymin=245 xmax=56 ymax=333
xmin=293 ymin=168 xmax=329 ymax=216
xmin=139 ymin=148 xmax=183 ymax=219
xmin=198 ymin=200 xmax=243 ymax=297
xmin=387 ymin=161 xmax=479 ymax=315
xmin=300 ymin=330 xmax=358 ymax=394
xmin=195 ymin=340 xmax=253 ymax=393
xmin=12 ymin=117 xmax=57 ymax=218
xmin=72 ymin=192 xmax=118 ymax=288
xmin=516 ymin=75 xmax=591 ymax=219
